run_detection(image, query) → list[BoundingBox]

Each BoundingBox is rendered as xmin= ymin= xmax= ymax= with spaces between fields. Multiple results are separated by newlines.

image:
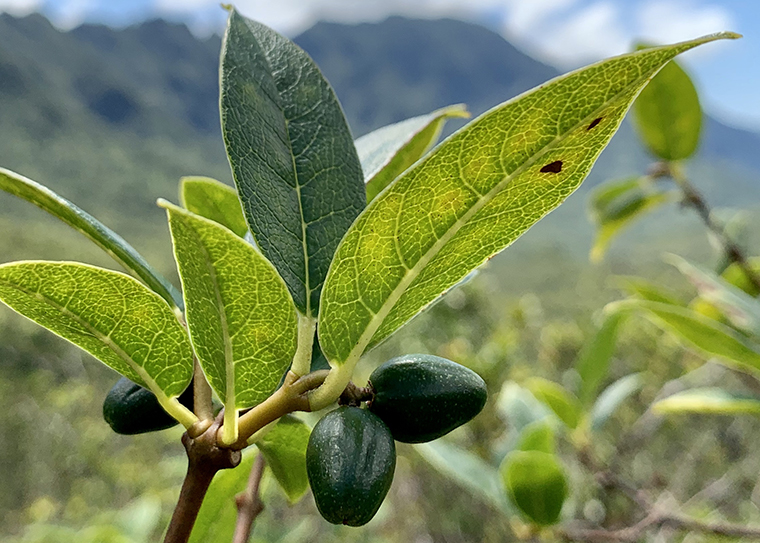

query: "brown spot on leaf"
xmin=587 ymin=117 xmax=602 ymax=130
xmin=540 ymin=160 xmax=563 ymax=174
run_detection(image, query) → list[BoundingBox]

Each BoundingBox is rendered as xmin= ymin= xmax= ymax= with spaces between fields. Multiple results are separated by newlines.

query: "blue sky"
xmin=2 ymin=0 xmax=758 ymax=131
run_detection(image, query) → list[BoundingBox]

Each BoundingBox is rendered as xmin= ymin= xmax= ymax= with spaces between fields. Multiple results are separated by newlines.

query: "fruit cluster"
xmin=306 ymin=354 xmax=487 ymax=526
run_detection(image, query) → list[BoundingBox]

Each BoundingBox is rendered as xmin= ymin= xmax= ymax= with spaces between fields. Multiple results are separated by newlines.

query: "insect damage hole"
xmin=540 ymin=160 xmax=563 ymax=174
xmin=587 ymin=117 xmax=603 ymax=130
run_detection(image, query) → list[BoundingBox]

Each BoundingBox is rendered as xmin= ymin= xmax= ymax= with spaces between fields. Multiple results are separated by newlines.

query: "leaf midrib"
xmin=0 ymin=274 xmax=169 ymax=396
xmin=184 ymin=221 xmax=236 ymax=409
xmin=337 ymin=65 xmax=659 ymax=366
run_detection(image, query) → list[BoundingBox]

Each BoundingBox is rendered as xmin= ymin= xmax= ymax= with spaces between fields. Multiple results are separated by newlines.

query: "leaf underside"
xmin=319 ymin=33 xmax=737 ymax=367
xmin=0 ymin=167 xmax=182 ymax=309
xmin=180 ymin=176 xmax=249 ymax=238
xmin=163 ymin=202 xmax=298 ymax=409
xmin=220 ymin=8 xmax=365 ymax=316
xmin=256 ymin=415 xmax=311 ymax=503
xmin=0 ymin=261 xmax=192 ymax=397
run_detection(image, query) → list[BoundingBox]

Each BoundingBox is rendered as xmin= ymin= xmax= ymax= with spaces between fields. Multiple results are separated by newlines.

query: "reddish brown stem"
xmin=232 ymin=454 xmax=266 ymax=543
xmin=164 ymin=427 xmax=241 ymax=543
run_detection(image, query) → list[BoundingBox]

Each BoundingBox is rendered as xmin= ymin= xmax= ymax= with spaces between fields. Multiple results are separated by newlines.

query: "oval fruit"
xmin=102 ymin=377 xmax=194 ymax=435
xmin=306 ymin=406 xmax=396 ymax=526
xmin=368 ymin=354 xmax=487 ymax=443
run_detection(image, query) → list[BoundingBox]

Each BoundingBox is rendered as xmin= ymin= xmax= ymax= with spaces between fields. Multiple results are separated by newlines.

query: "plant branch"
xmin=220 ymin=370 xmax=329 ymax=450
xmin=164 ymin=423 xmax=242 ymax=543
xmin=232 ymin=454 xmax=266 ymax=543
xmin=561 ymin=513 xmax=760 ymax=542
xmin=654 ymin=161 xmax=760 ymax=293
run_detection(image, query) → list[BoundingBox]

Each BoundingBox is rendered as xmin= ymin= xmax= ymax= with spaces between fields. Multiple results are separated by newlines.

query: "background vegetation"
xmin=1 ymin=11 xmax=760 ymax=542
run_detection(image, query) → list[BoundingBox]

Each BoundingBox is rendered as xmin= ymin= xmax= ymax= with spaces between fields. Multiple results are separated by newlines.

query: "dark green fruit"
xmin=306 ymin=406 xmax=396 ymax=526
xmin=103 ymin=377 xmax=194 ymax=435
xmin=368 ymin=354 xmax=487 ymax=443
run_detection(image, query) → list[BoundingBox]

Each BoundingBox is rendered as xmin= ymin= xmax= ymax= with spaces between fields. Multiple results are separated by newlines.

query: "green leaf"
xmin=611 ymin=275 xmax=686 ymax=306
xmin=317 ymin=34 xmax=736 ymax=387
xmin=525 ymin=377 xmax=583 ymax=429
xmin=356 ymin=104 xmax=470 ymax=202
xmin=516 ymin=420 xmax=556 ymax=454
xmin=608 ymin=299 xmax=760 ymax=375
xmin=179 ymin=176 xmax=248 ymax=238
xmin=668 ymin=254 xmax=760 ymax=337
xmin=220 ymin=8 xmax=365 ymax=317
xmin=576 ymin=312 xmax=625 ymax=404
xmin=588 ymin=177 xmax=675 ymax=262
xmin=255 ymin=415 xmax=311 ymax=503
xmin=416 ymin=440 xmax=512 ymax=513
xmin=190 ymin=451 xmax=256 ymax=543
xmin=721 ymin=258 xmax=760 ymax=297
xmin=632 ymin=46 xmax=702 ymax=161
xmin=0 ymin=167 xmax=182 ymax=310
xmin=590 ymin=373 xmax=643 ymax=430
xmin=161 ymin=201 xmax=298 ymax=440
xmin=500 ymin=450 xmax=568 ymax=526
xmin=0 ymin=261 xmax=196 ymax=427
xmin=653 ymin=387 xmax=760 ymax=416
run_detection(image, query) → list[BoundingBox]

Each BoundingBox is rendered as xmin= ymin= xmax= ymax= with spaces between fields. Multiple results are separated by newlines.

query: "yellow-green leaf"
xmin=0 ymin=167 xmax=182 ymax=310
xmin=525 ymin=377 xmax=582 ymax=429
xmin=317 ymin=34 xmax=737 ymax=403
xmin=632 ymin=46 xmax=702 ymax=161
xmin=607 ymin=299 xmax=760 ymax=375
xmin=0 ymin=261 xmax=195 ymax=427
xmin=500 ymin=450 xmax=568 ymax=526
xmin=576 ymin=312 xmax=625 ymax=404
xmin=256 ymin=415 xmax=311 ymax=503
xmin=588 ymin=177 xmax=675 ymax=262
xmin=179 ymin=176 xmax=248 ymax=238
xmin=161 ymin=201 xmax=297 ymax=441
xmin=356 ymin=104 xmax=470 ymax=203
xmin=516 ymin=420 xmax=556 ymax=454
xmin=653 ymin=387 xmax=760 ymax=416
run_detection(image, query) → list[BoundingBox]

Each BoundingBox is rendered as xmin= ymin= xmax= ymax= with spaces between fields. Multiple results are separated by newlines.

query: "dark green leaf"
xmin=220 ymin=8 xmax=365 ymax=316
xmin=180 ymin=176 xmax=248 ymax=238
xmin=0 ymin=167 xmax=182 ymax=310
xmin=501 ymin=450 xmax=568 ymax=526
xmin=632 ymin=47 xmax=702 ymax=160
xmin=356 ymin=104 xmax=470 ymax=202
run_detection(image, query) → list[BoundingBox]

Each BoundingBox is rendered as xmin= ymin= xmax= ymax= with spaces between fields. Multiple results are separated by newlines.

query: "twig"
xmin=561 ymin=513 xmax=760 ymax=542
xmin=232 ymin=454 xmax=266 ymax=543
xmin=653 ymin=161 xmax=760 ymax=293
xmin=164 ymin=424 xmax=242 ymax=543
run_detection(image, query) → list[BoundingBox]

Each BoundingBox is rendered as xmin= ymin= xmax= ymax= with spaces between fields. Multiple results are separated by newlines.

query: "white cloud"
xmin=502 ymin=0 xmax=577 ymax=37
xmin=0 ymin=0 xmax=42 ymax=16
xmin=637 ymin=0 xmax=734 ymax=45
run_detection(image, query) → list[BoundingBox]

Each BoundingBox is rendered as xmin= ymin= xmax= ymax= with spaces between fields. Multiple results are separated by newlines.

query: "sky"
xmin=1 ymin=0 xmax=758 ymax=131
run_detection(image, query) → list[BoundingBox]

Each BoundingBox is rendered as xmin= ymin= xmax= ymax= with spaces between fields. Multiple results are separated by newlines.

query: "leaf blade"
xmin=0 ymin=167 xmax=182 ymax=309
xmin=220 ymin=9 xmax=365 ymax=316
xmin=180 ymin=176 xmax=248 ymax=238
xmin=319 ymin=34 xmax=736 ymax=379
xmin=255 ymin=415 xmax=311 ymax=503
xmin=0 ymin=261 xmax=195 ymax=425
xmin=632 ymin=49 xmax=702 ymax=160
xmin=162 ymin=201 xmax=298 ymax=416
xmin=653 ymin=387 xmax=760 ymax=416
xmin=576 ymin=312 xmax=625 ymax=404
xmin=590 ymin=373 xmax=643 ymax=430
xmin=356 ymin=104 xmax=470 ymax=202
